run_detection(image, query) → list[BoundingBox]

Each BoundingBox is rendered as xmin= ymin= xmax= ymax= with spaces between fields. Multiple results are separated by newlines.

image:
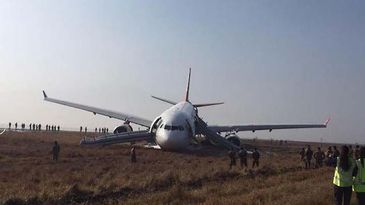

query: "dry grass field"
xmin=0 ymin=130 xmax=356 ymax=205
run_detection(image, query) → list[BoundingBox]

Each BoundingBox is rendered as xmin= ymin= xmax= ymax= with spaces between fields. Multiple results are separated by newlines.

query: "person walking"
xmin=8 ymin=122 xmax=11 ymax=130
xmin=353 ymin=147 xmax=365 ymax=205
xmin=333 ymin=145 xmax=355 ymax=205
xmin=238 ymin=147 xmax=248 ymax=169
xmin=15 ymin=122 xmax=18 ymax=130
xmin=252 ymin=148 xmax=260 ymax=168
xmin=305 ymin=145 xmax=313 ymax=169
xmin=130 ymin=146 xmax=137 ymax=163
xmin=52 ymin=141 xmax=61 ymax=161
xmin=228 ymin=149 xmax=237 ymax=169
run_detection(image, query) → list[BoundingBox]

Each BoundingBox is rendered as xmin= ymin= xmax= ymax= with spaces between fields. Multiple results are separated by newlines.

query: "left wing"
xmin=43 ymin=91 xmax=152 ymax=127
xmin=80 ymin=130 xmax=153 ymax=145
xmin=208 ymin=118 xmax=330 ymax=133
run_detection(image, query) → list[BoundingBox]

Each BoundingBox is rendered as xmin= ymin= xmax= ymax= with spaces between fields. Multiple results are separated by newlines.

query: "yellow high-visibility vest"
xmin=333 ymin=157 xmax=355 ymax=187
xmin=353 ymin=159 xmax=365 ymax=192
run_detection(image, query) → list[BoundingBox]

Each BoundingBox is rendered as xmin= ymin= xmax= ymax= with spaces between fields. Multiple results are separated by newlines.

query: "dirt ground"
xmin=0 ymin=130 xmax=356 ymax=205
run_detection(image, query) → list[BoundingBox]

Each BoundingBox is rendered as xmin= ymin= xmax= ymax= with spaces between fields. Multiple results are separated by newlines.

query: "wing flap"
xmin=80 ymin=130 xmax=153 ymax=145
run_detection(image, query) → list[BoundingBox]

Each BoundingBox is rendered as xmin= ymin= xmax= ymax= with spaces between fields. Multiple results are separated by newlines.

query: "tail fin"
xmin=185 ymin=68 xmax=191 ymax=102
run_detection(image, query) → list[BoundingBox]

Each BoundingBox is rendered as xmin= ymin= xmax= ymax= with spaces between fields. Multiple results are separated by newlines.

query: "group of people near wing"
xmin=8 ymin=122 xmax=61 ymax=132
xmin=301 ymin=145 xmax=365 ymax=205
xmin=79 ymin=126 xmax=109 ymax=133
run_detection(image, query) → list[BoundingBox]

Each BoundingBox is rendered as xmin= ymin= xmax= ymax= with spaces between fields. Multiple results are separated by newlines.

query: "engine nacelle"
xmin=226 ymin=133 xmax=241 ymax=147
xmin=113 ymin=124 xmax=133 ymax=134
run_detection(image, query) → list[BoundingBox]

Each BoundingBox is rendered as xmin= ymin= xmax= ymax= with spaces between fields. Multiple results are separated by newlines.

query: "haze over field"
xmin=0 ymin=1 xmax=364 ymax=143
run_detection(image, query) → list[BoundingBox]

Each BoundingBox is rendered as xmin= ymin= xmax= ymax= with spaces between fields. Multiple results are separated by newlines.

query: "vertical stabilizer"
xmin=185 ymin=68 xmax=191 ymax=102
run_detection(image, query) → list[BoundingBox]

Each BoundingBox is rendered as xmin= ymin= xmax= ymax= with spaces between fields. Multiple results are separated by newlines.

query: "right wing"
xmin=43 ymin=91 xmax=152 ymax=127
xmin=80 ymin=130 xmax=154 ymax=145
xmin=208 ymin=123 xmax=328 ymax=133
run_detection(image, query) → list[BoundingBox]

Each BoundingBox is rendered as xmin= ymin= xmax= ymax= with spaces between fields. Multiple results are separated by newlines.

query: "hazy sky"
xmin=0 ymin=1 xmax=364 ymax=144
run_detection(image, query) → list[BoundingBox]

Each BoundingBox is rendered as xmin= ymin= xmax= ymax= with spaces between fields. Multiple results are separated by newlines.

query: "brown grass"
xmin=0 ymin=131 xmax=356 ymax=204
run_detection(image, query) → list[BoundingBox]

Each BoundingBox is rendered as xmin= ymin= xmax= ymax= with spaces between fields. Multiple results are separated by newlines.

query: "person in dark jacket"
xmin=305 ymin=145 xmax=313 ymax=169
xmin=228 ymin=149 xmax=237 ymax=169
xmin=52 ymin=141 xmax=60 ymax=161
xmin=130 ymin=146 xmax=137 ymax=163
xmin=238 ymin=148 xmax=248 ymax=168
xmin=252 ymin=148 xmax=260 ymax=168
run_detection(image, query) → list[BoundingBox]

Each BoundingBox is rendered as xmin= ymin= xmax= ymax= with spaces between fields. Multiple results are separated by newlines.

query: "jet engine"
xmin=113 ymin=123 xmax=133 ymax=134
xmin=225 ymin=133 xmax=240 ymax=147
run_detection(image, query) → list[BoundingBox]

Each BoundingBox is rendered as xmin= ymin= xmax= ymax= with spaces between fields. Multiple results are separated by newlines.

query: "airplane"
xmin=42 ymin=68 xmax=329 ymax=151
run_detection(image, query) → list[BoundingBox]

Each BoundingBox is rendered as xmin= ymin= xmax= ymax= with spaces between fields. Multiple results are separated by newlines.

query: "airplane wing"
xmin=80 ymin=130 xmax=154 ymax=145
xmin=42 ymin=91 xmax=152 ymax=127
xmin=208 ymin=118 xmax=329 ymax=133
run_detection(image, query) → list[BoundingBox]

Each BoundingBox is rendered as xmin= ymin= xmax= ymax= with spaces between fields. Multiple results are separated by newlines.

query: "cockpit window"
xmin=164 ymin=125 xmax=184 ymax=131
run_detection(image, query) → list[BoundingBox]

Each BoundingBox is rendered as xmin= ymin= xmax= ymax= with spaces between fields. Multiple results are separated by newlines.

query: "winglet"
xmin=324 ymin=117 xmax=331 ymax=126
xmin=42 ymin=90 xmax=48 ymax=99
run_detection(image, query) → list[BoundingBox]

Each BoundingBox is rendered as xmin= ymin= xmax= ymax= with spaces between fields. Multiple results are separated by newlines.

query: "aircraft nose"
xmin=156 ymin=129 xmax=189 ymax=150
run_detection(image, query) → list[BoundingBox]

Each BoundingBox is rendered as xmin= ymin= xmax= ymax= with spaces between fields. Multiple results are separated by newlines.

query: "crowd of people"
xmin=300 ymin=144 xmax=365 ymax=205
xmin=8 ymin=122 xmax=61 ymax=131
xmin=300 ymin=145 xmax=362 ymax=169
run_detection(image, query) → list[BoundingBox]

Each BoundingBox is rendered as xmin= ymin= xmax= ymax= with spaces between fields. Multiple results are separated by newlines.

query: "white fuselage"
xmin=150 ymin=102 xmax=197 ymax=150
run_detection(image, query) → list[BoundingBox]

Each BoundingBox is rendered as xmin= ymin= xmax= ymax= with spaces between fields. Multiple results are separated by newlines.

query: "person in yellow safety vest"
xmin=333 ymin=145 xmax=356 ymax=205
xmin=353 ymin=147 xmax=365 ymax=205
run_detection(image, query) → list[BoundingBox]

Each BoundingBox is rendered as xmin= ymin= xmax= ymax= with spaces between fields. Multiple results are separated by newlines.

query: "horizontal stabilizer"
xmin=194 ymin=102 xmax=224 ymax=107
xmin=151 ymin=96 xmax=177 ymax=105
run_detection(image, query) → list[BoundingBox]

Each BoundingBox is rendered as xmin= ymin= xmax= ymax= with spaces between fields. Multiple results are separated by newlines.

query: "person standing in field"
xmin=305 ymin=145 xmax=313 ymax=169
xmin=300 ymin=147 xmax=306 ymax=167
xmin=326 ymin=146 xmax=334 ymax=166
xmin=52 ymin=141 xmax=61 ymax=161
xmin=349 ymin=145 xmax=354 ymax=158
xmin=333 ymin=145 xmax=355 ymax=205
xmin=130 ymin=146 xmax=137 ymax=163
xmin=314 ymin=147 xmax=325 ymax=168
xmin=238 ymin=147 xmax=248 ymax=169
xmin=355 ymin=145 xmax=361 ymax=160
xmin=353 ymin=147 xmax=365 ymax=205
xmin=8 ymin=122 xmax=11 ymax=130
xmin=252 ymin=148 xmax=260 ymax=168
xmin=228 ymin=149 xmax=237 ymax=169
